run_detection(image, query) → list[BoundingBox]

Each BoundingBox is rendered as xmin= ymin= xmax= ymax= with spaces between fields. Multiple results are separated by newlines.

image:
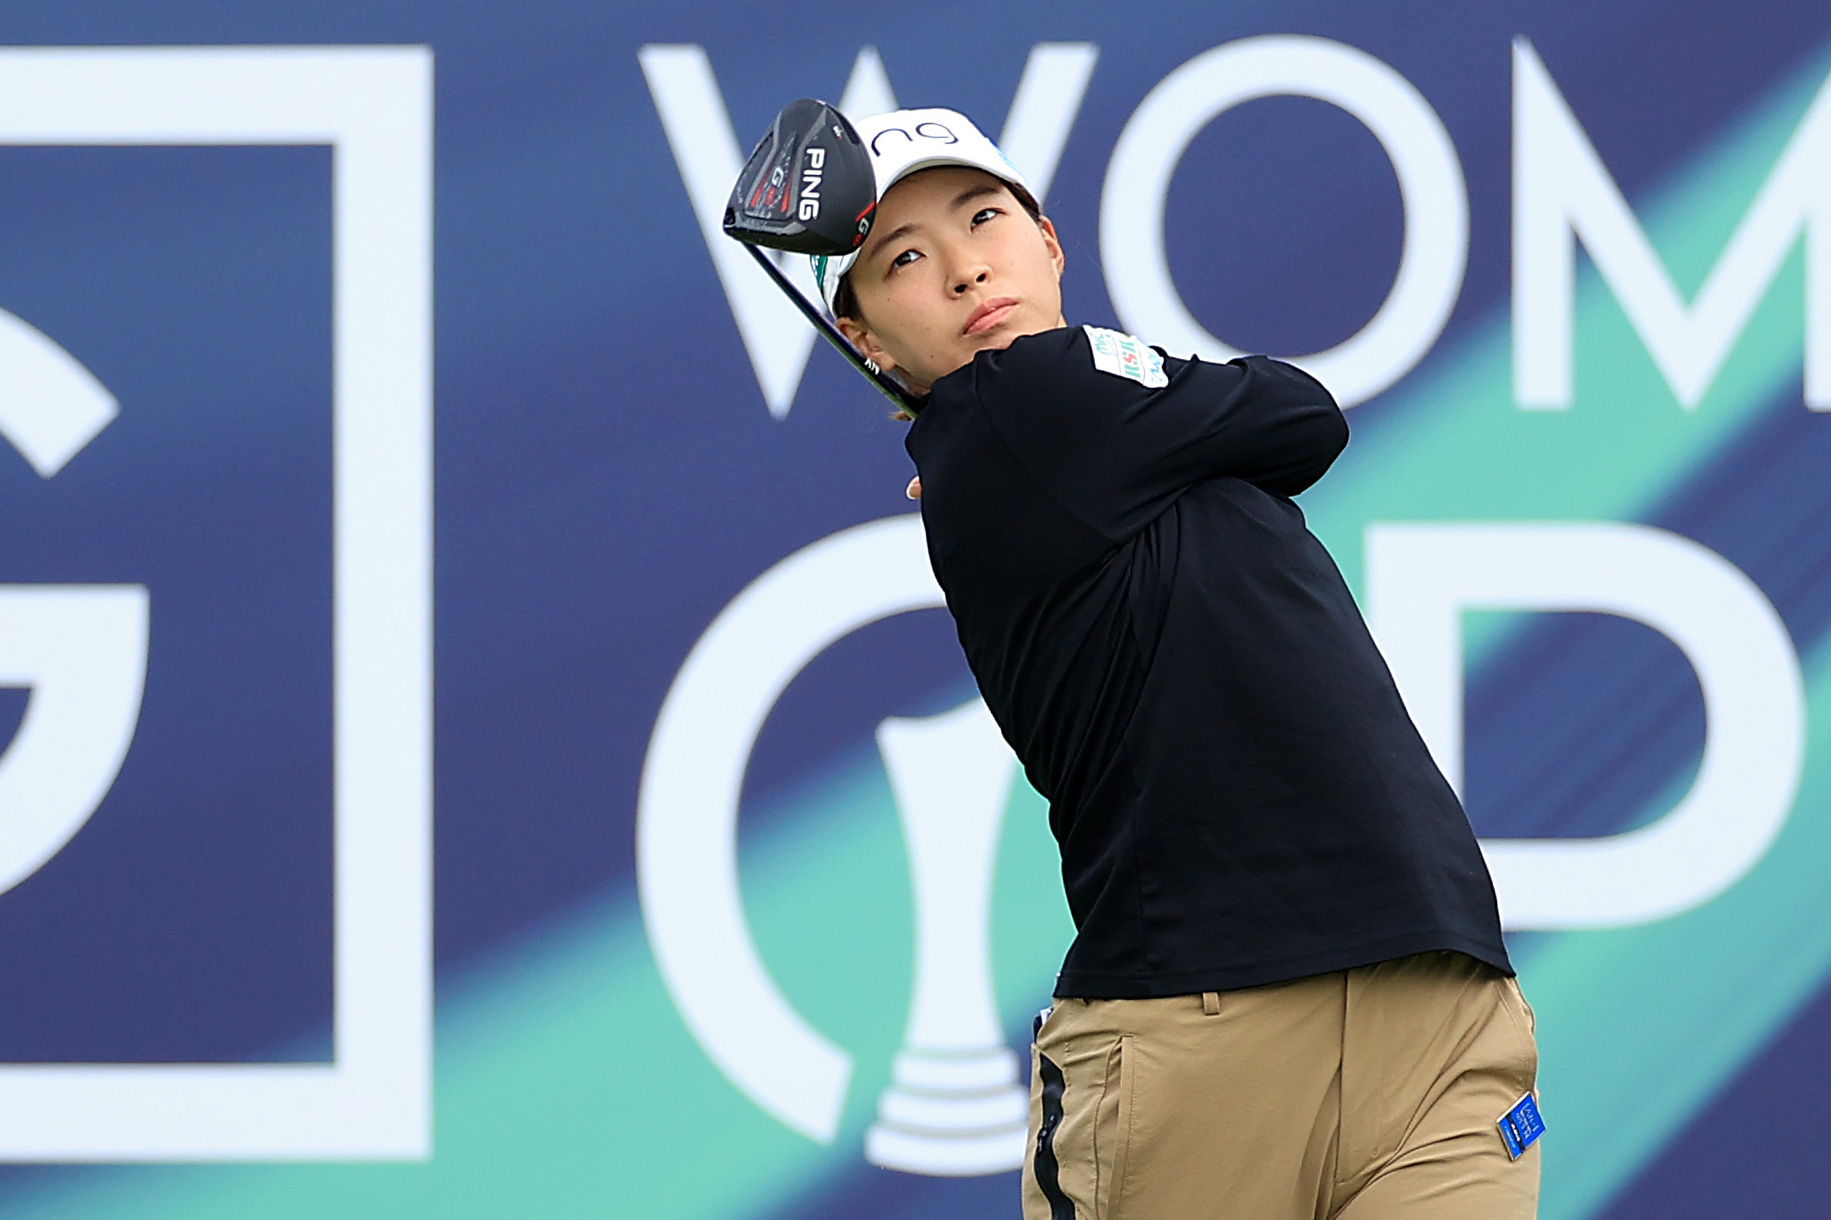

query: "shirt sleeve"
xmin=956 ymin=326 xmax=1348 ymax=538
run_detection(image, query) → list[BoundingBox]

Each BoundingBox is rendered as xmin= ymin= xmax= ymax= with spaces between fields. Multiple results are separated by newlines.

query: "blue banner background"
xmin=0 ymin=1 xmax=1824 ymax=1215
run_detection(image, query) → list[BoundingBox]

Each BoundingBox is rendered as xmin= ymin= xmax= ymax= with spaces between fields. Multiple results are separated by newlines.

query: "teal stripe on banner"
xmin=1296 ymin=39 xmax=1831 ymax=1220
xmin=14 ymin=635 xmax=1831 ymax=1220
xmin=0 ymin=748 xmax=1069 ymax=1219
xmin=1303 ymin=43 xmax=1825 ymax=612
xmin=1529 ymin=632 xmax=1831 ymax=1220
xmin=1295 ymin=40 xmax=1831 ymax=1220
xmin=6 ymin=36 xmax=1831 ymax=1220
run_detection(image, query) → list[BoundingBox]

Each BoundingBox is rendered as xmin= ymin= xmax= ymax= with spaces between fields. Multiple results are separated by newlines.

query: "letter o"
xmin=638 ymin=514 xmax=943 ymax=1144
xmin=1100 ymin=36 xmax=1468 ymax=407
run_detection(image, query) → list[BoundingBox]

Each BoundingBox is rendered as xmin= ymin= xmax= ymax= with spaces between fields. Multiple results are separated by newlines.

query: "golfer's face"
xmin=841 ymin=166 xmax=1066 ymax=393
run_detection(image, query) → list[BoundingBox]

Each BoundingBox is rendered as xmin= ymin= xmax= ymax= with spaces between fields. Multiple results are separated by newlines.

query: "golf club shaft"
xmin=742 ymin=243 xmax=920 ymax=415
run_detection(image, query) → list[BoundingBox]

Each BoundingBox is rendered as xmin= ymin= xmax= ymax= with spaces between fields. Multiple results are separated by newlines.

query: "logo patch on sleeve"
xmin=1083 ymin=325 xmax=1168 ymax=389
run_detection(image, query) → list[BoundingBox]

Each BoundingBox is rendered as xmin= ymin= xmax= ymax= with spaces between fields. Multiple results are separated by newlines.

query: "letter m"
xmin=1513 ymin=37 xmax=1831 ymax=410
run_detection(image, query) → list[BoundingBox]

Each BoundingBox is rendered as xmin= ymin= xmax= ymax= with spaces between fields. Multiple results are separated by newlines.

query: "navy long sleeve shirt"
xmin=905 ymin=324 xmax=1509 ymax=998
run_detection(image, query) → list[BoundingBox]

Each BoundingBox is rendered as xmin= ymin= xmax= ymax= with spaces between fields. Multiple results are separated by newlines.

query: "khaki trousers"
xmin=1023 ymin=952 xmax=1540 ymax=1220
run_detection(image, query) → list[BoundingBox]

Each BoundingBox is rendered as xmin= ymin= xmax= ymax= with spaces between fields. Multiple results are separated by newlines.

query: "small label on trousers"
xmin=1497 ymin=1091 xmax=1545 ymax=1160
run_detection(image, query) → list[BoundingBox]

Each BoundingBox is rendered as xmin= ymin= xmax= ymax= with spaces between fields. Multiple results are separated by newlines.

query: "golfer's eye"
xmin=971 ymin=207 xmax=1000 ymax=226
xmin=890 ymin=248 xmax=922 ymax=270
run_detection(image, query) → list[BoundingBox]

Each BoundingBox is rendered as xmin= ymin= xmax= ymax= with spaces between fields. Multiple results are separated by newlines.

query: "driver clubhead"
xmin=723 ymin=98 xmax=876 ymax=255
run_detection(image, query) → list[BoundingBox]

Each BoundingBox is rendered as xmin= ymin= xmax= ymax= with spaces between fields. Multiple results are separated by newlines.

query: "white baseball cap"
xmin=811 ymin=107 xmax=1034 ymax=315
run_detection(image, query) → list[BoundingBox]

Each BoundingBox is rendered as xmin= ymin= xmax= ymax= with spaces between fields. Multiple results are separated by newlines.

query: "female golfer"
xmin=818 ymin=107 xmax=1541 ymax=1220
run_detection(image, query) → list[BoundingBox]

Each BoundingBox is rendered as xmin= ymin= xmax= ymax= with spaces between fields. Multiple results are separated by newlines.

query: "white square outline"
xmin=0 ymin=46 xmax=433 ymax=1160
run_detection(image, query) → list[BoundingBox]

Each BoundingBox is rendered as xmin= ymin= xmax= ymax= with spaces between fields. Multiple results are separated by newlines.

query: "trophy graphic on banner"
xmin=639 ymin=518 xmax=1053 ymax=1173
xmin=865 ymin=699 xmax=1030 ymax=1176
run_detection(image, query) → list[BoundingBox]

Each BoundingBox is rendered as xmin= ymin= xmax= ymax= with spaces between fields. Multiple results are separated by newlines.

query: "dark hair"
xmin=832 ymin=177 xmax=1044 ymax=322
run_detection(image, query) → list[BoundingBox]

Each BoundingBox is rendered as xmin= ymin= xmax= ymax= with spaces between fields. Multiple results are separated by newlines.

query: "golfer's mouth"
xmin=963 ymin=297 xmax=1019 ymax=336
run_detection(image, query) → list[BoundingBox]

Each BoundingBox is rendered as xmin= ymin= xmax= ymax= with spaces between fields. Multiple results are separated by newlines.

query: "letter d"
xmin=1365 ymin=522 xmax=1805 ymax=929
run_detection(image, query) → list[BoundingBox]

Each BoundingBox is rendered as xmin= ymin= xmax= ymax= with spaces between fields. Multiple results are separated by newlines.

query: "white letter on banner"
xmin=1513 ymin=38 xmax=1831 ymax=410
xmin=639 ymin=515 xmax=943 ymax=1144
xmin=0 ymin=586 xmax=149 ymax=894
xmin=1365 ymin=522 xmax=1805 ymax=929
xmin=0 ymin=308 xmax=117 ymax=477
xmin=1101 ymin=36 xmax=1467 ymax=408
xmin=641 ymin=42 xmax=1098 ymax=419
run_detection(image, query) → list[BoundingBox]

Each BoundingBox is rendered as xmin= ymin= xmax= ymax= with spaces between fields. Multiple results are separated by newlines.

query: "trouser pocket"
xmin=1025 ymin=1007 xmax=1132 ymax=1220
xmin=1495 ymin=977 xmax=1540 ymax=1095
xmin=1100 ymin=1033 xmax=1135 ymax=1219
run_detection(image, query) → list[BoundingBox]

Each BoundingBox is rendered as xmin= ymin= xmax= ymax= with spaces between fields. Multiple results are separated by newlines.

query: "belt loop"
xmin=1201 ymin=991 xmax=1221 ymax=1016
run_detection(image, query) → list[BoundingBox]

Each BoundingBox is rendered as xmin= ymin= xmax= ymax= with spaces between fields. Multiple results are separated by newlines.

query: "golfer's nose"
xmin=952 ymin=267 xmax=990 ymax=295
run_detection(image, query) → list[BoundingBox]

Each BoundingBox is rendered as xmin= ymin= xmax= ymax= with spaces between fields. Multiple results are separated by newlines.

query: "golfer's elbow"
xmin=1267 ymin=389 xmax=1348 ymax=496
xmin=1276 ymin=359 xmax=1348 ymax=481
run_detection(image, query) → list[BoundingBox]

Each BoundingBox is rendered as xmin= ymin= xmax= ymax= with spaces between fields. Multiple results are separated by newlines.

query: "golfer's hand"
xmin=906 ymin=476 xmax=922 ymax=500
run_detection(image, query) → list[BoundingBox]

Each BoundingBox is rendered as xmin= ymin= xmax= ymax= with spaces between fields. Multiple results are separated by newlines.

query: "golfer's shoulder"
xmin=984 ymin=324 xmax=1091 ymax=377
xmin=942 ymin=324 xmax=1173 ymax=418
xmin=975 ymin=324 xmax=1155 ymax=394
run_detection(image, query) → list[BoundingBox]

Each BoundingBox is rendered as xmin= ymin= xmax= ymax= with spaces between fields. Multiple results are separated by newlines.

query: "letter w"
xmin=640 ymin=43 xmax=1098 ymax=419
xmin=1513 ymin=37 xmax=1831 ymax=410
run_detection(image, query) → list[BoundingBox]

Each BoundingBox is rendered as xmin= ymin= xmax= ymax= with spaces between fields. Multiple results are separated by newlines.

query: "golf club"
xmin=722 ymin=98 xmax=921 ymax=415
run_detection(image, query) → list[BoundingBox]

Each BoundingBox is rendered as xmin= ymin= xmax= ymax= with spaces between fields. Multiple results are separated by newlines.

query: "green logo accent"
xmin=814 ymin=255 xmax=829 ymax=295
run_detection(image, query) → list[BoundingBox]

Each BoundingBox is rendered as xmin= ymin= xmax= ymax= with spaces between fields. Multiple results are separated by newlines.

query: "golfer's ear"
xmin=838 ymin=317 xmax=897 ymax=374
xmin=1039 ymin=216 xmax=1066 ymax=278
